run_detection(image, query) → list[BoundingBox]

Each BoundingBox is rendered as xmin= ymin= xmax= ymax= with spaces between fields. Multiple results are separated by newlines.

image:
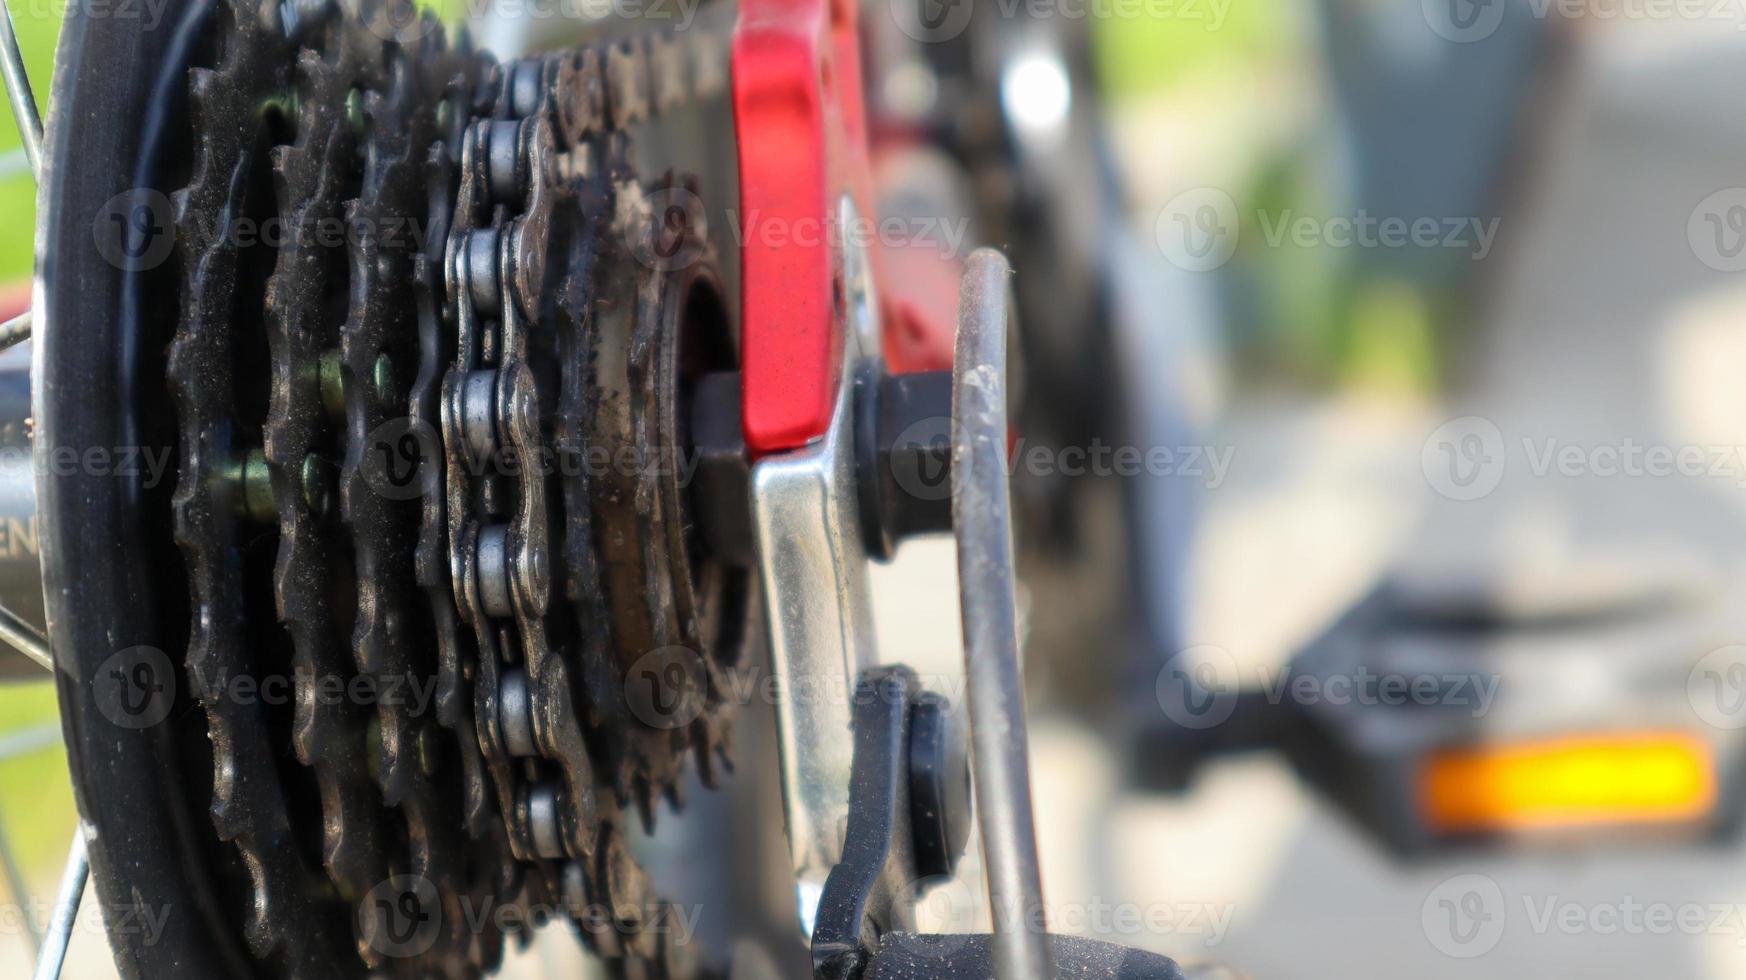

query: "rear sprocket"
xmin=38 ymin=1 xmax=751 ymax=976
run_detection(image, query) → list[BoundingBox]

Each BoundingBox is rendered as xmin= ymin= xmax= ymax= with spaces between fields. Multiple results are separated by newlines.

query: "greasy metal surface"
xmin=953 ymin=248 xmax=1054 ymax=980
xmin=165 ymin=1 xmax=357 ymax=968
xmin=341 ymin=23 xmax=492 ymax=973
xmin=260 ymin=12 xmax=395 ymax=967
xmin=66 ymin=0 xmax=749 ymax=975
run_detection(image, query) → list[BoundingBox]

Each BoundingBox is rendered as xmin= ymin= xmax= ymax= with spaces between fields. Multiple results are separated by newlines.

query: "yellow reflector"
xmin=1419 ymin=733 xmax=1715 ymax=834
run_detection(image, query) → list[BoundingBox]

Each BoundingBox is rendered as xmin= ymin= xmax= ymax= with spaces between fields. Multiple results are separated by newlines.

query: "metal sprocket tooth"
xmin=168 ymin=0 xmax=360 ymax=972
xmin=156 ymin=2 xmax=751 ymax=975
xmin=574 ymin=162 xmax=747 ymax=834
xmin=264 ymin=15 xmax=392 ymax=963
xmin=340 ymin=32 xmax=504 ymax=975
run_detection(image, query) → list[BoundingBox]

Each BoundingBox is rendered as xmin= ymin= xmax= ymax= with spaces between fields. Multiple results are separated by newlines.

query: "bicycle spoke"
xmin=0 ymin=603 xmax=49 ymax=670
xmin=0 ymin=309 xmax=29 ymax=352
xmin=0 ymin=0 xmax=41 ymax=176
xmin=32 ymin=832 xmax=86 ymax=980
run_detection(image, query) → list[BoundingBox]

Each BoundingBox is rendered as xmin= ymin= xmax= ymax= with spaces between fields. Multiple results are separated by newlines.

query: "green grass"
xmin=0 ymin=681 xmax=77 ymax=890
xmin=0 ymin=1 xmax=60 ymax=284
xmin=1092 ymin=0 xmax=1299 ymax=101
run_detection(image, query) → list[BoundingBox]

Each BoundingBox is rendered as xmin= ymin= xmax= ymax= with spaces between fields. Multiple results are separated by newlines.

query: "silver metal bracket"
xmin=750 ymin=329 xmax=880 ymax=937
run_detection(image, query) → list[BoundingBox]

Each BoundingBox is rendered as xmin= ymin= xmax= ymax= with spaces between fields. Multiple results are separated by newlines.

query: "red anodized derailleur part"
xmin=732 ymin=0 xmax=952 ymax=458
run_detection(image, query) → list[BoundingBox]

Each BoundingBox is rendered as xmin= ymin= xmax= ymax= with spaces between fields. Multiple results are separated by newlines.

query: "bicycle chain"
xmin=165 ymin=0 xmax=749 ymax=976
xmin=437 ymin=11 xmax=743 ymax=972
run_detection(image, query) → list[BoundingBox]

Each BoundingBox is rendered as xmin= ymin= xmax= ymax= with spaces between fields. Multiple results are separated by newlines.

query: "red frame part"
xmin=732 ymin=0 xmax=878 ymax=456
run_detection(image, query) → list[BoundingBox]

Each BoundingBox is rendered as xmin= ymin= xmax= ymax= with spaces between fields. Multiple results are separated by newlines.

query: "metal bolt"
xmin=344 ymin=87 xmax=365 ymax=134
xmin=299 ymin=453 xmax=330 ymax=518
xmin=236 ymin=449 xmax=275 ymax=524
xmin=419 ymin=726 xmax=439 ymax=777
xmin=261 ymin=89 xmax=300 ymax=126
xmin=318 ymin=350 xmax=344 ymax=420
xmin=371 ymin=352 xmax=395 ymax=406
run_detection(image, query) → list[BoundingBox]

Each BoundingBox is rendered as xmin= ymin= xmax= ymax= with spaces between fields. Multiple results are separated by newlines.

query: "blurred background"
xmin=11 ymin=0 xmax=1746 ymax=977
